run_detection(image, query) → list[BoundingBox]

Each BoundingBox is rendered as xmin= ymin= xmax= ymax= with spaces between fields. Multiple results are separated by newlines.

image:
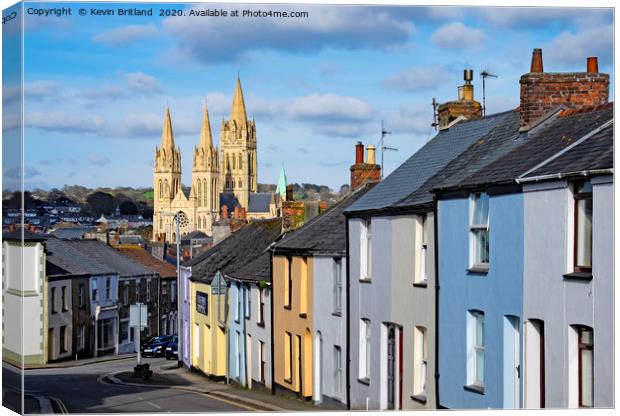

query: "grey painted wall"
xmin=48 ymin=278 xmax=73 ymax=361
xmin=246 ymin=285 xmax=272 ymax=389
xmin=523 ymin=176 xmax=613 ymax=408
xmin=348 ymin=214 xmax=436 ymax=410
xmin=313 ymin=255 xmax=347 ymax=406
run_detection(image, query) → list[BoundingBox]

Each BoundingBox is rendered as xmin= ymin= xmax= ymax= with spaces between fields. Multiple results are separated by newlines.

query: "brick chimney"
xmin=350 ymin=142 xmax=381 ymax=191
xmin=438 ymin=69 xmax=482 ymax=129
xmin=519 ymin=49 xmax=609 ymax=130
xmin=221 ymin=204 xmax=228 ymax=220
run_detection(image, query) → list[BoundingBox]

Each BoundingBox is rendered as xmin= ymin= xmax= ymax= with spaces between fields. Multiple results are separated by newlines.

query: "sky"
xmin=2 ymin=1 xmax=614 ymax=192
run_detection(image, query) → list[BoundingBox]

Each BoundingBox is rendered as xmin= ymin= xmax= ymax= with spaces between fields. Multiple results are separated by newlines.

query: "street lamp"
xmin=161 ymin=211 xmax=183 ymax=367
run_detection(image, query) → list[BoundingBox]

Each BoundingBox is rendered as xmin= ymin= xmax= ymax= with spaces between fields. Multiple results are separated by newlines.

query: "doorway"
xmin=524 ymin=320 xmax=545 ymax=408
xmin=387 ymin=326 xmax=396 ymax=409
xmin=503 ymin=315 xmax=521 ymax=408
xmin=314 ymin=332 xmax=323 ymax=403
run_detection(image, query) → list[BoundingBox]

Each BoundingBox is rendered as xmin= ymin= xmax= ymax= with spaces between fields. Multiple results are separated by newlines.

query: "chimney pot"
xmin=587 ymin=57 xmax=599 ymax=73
xmin=464 ymin=69 xmax=473 ymax=84
xmin=355 ymin=141 xmax=364 ymax=164
xmin=366 ymin=145 xmax=376 ymax=165
xmin=530 ymin=48 xmax=544 ymax=73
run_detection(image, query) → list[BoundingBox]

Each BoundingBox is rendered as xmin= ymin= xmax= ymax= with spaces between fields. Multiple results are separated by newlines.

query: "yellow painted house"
xmin=272 ymin=254 xmax=314 ymax=399
xmin=189 ymin=271 xmax=228 ymax=379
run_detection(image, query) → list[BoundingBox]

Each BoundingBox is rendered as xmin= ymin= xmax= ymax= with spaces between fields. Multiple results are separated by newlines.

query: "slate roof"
xmin=275 ymin=182 xmax=376 ymax=255
xmin=62 ymin=239 xmax=154 ymax=278
xmin=444 ymin=104 xmax=613 ymax=190
xmin=115 ymin=245 xmax=177 ymax=279
xmin=346 ymin=110 xmax=514 ymax=214
xmin=227 ymin=252 xmax=271 ymax=283
xmin=44 ymin=237 xmax=115 ymax=276
xmin=248 ymin=192 xmax=273 ymax=213
xmin=50 ymin=226 xmax=94 ymax=240
xmin=186 ymin=218 xmax=282 ymax=284
xmin=394 ymin=110 xmax=522 ymax=208
xmin=3 ymin=229 xmax=47 ymax=242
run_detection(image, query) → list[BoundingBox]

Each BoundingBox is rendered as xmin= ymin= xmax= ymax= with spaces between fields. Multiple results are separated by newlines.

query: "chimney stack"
xmin=519 ymin=49 xmax=609 ymax=130
xmin=234 ymin=205 xmax=240 ymax=219
xmin=587 ymin=57 xmax=599 ymax=73
xmin=221 ymin=204 xmax=228 ymax=220
xmin=437 ymin=69 xmax=482 ymax=129
xmin=286 ymin=184 xmax=294 ymax=202
xmin=355 ymin=141 xmax=364 ymax=164
xmin=350 ymin=141 xmax=381 ymax=191
xmin=530 ymin=48 xmax=544 ymax=73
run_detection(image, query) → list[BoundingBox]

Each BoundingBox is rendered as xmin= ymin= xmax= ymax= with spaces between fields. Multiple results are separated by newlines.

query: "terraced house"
xmin=435 ymin=50 xmax=611 ymax=409
xmin=184 ymin=218 xmax=281 ymax=382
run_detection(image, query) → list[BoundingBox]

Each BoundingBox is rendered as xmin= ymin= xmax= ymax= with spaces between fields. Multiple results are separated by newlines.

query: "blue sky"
xmin=4 ymin=2 xmax=614 ymax=191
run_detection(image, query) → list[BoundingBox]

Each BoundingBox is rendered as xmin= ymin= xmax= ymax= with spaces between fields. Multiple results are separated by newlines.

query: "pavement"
xmin=106 ymin=361 xmax=318 ymax=411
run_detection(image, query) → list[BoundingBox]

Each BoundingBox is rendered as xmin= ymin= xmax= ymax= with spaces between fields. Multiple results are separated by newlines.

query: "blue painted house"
xmin=434 ymin=50 xmax=611 ymax=409
xmin=227 ymin=279 xmax=249 ymax=386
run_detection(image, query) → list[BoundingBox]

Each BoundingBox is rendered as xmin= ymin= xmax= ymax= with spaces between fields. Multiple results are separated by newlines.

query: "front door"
xmin=504 ymin=315 xmax=521 ymax=408
xmin=387 ymin=326 xmax=396 ymax=410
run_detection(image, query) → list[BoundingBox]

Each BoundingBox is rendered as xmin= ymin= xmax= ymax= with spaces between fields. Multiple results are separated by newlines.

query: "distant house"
xmin=2 ymin=230 xmax=48 ymax=367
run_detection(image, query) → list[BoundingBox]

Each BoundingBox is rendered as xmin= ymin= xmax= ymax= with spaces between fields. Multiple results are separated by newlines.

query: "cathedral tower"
xmin=153 ymin=108 xmax=182 ymax=242
xmin=191 ymin=104 xmax=220 ymax=234
xmin=219 ymin=77 xmax=257 ymax=209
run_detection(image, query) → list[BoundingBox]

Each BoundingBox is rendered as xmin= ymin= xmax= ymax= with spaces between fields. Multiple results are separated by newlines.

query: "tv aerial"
xmin=480 ymin=70 xmax=498 ymax=117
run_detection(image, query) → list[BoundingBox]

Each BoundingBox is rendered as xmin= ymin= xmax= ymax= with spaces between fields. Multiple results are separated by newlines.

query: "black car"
xmin=165 ymin=336 xmax=178 ymax=360
xmin=141 ymin=335 xmax=173 ymax=357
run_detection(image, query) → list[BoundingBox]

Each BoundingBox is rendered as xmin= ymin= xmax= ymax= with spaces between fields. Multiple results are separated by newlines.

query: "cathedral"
xmin=152 ymin=78 xmax=277 ymax=243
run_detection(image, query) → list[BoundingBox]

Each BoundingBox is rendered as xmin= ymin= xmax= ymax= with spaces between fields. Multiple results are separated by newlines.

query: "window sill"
xmin=332 ymin=311 xmax=342 ymax=317
xmin=283 ymin=305 xmax=292 ymax=310
xmin=467 ymin=265 xmax=489 ymax=275
xmin=357 ymin=377 xmax=370 ymax=386
xmin=299 ymin=313 xmax=307 ymax=319
xmin=463 ymin=384 xmax=485 ymax=395
xmin=411 ymin=394 xmax=427 ymax=404
xmin=359 ymin=278 xmax=372 ymax=284
xmin=413 ymin=281 xmax=428 ymax=288
xmin=257 ymin=321 xmax=265 ymax=328
xmin=563 ymin=272 xmax=593 ymax=281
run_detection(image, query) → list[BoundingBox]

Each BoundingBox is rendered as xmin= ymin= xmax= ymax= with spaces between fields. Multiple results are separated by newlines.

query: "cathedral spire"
xmin=230 ymin=76 xmax=248 ymax=125
xmin=161 ymin=106 xmax=175 ymax=151
xmin=275 ymin=165 xmax=287 ymax=200
xmin=199 ymin=102 xmax=213 ymax=150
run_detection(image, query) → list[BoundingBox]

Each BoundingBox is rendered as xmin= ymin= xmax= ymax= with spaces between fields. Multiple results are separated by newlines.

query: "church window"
xmin=238 ymin=179 xmax=242 ymax=188
xmin=232 ymin=154 xmax=236 ymax=170
xmin=197 ymin=182 xmax=202 ymax=207
xmin=202 ymin=179 xmax=207 ymax=206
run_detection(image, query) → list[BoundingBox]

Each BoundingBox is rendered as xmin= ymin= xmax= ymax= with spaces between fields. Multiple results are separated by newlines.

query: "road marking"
xmin=49 ymin=397 xmax=68 ymax=414
xmin=201 ymin=392 xmax=257 ymax=411
xmin=147 ymin=401 xmax=161 ymax=409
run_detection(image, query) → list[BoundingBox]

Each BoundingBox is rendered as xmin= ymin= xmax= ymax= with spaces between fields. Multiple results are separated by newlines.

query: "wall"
xmin=272 ymin=255 xmax=314 ymax=398
xmin=246 ymin=285 xmax=272 ymax=389
xmin=348 ymin=217 xmax=392 ymax=410
xmin=312 ymin=255 xmax=347 ymax=406
xmin=2 ymin=241 xmax=46 ymax=366
xmin=438 ymin=193 xmax=524 ymax=409
xmin=71 ymin=276 xmax=92 ymax=359
xmin=523 ymin=176 xmax=613 ymax=407
xmin=48 ymin=278 xmax=73 ymax=361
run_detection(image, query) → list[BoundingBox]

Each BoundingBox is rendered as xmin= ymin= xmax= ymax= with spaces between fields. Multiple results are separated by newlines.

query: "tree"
xmin=119 ymin=200 xmax=138 ymax=215
xmin=85 ymin=191 xmax=115 ymax=216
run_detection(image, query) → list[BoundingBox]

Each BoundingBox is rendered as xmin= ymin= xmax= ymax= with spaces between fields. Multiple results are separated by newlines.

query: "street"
xmin=4 ymin=357 xmax=250 ymax=413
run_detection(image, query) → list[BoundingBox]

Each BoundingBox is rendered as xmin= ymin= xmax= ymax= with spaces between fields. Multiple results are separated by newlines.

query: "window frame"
xmin=360 ymin=218 xmax=372 ymax=281
xmin=413 ymin=326 xmax=428 ymax=397
xmin=467 ymin=310 xmax=485 ymax=389
xmin=577 ymin=326 xmax=594 ymax=408
xmin=78 ymin=284 xmax=85 ymax=308
xmin=333 ymin=257 xmax=343 ymax=315
xmin=573 ymin=181 xmax=593 ymax=273
xmin=284 ymin=331 xmax=293 ymax=383
xmin=258 ymin=287 xmax=265 ymax=325
xmin=284 ymin=256 xmax=292 ymax=309
xmin=105 ymin=277 xmax=111 ymax=299
xmin=51 ymin=287 xmax=57 ymax=314
xmin=333 ymin=345 xmax=343 ymax=398
xmin=359 ymin=318 xmax=371 ymax=381
xmin=61 ymin=286 xmax=68 ymax=311
xmin=469 ymin=192 xmax=490 ymax=271
xmin=59 ymin=325 xmax=67 ymax=353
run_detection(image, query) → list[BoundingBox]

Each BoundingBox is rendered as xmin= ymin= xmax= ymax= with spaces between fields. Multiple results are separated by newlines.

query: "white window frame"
xmin=334 ymin=345 xmax=343 ymax=398
xmin=413 ymin=326 xmax=428 ymax=396
xmin=467 ymin=310 xmax=485 ymax=388
xmin=92 ymin=279 xmax=98 ymax=302
xmin=359 ymin=319 xmax=371 ymax=380
xmin=360 ymin=218 xmax=372 ymax=280
xmin=469 ymin=193 xmax=490 ymax=270
xmin=333 ymin=258 xmax=343 ymax=314
xmin=415 ymin=214 xmax=429 ymax=284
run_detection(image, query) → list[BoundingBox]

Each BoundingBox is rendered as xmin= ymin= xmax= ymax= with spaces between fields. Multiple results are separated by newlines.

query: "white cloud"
xmin=431 ymin=22 xmax=485 ymax=50
xmin=124 ymin=72 xmax=162 ymax=94
xmin=383 ymin=65 xmax=451 ymax=92
xmin=25 ymin=80 xmax=61 ymax=99
xmin=476 ymin=7 xmax=611 ymax=29
xmin=122 ymin=112 xmax=198 ymax=138
xmin=544 ymin=25 xmax=613 ymax=68
xmin=163 ymin=5 xmax=414 ymax=63
xmin=94 ymin=24 xmax=158 ymax=46
xmin=287 ymin=93 xmax=373 ymax=122
xmin=388 ymin=105 xmax=434 ymax=136
xmin=25 ymin=112 xmax=106 ymax=133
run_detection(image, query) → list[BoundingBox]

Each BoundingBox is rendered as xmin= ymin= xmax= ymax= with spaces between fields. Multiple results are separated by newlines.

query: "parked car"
xmin=141 ymin=335 xmax=173 ymax=357
xmin=165 ymin=336 xmax=178 ymax=360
